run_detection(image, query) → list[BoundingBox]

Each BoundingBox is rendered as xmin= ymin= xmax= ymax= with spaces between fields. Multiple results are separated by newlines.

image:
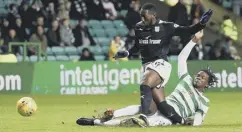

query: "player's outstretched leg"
xmin=112 ymin=105 xmax=141 ymax=118
xmin=76 ymin=117 xmax=142 ymax=127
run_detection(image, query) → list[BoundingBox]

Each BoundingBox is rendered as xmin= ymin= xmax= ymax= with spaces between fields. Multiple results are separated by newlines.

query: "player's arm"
xmin=113 ymin=41 xmax=138 ymax=59
xmin=128 ymin=38 xmax=139 ymax=55
xmin=183 ymin=109 xmax=207 ymax=126
xmin=113 ymin=29 xmax=139 ymax=59
xmin=173 ymin=9 xmax=213 ymax=36
xmin=174 ymin=23 xmax=205 ymax=36
xmin=193 ymin=107 xmax=209 ymax=126
xmin=178 ymin=30 xmax=204 ymax=78
xmin=193 ymin=97 xmax=210 ymax=126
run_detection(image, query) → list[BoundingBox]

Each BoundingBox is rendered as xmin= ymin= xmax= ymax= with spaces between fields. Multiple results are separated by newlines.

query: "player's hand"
xmin=192 ymin=30 xmax=204 ymax=43
xmin=200 ymin=9 xmax=213 ymax=25
xmin=113 ymin=50 xmax=129 ymax=59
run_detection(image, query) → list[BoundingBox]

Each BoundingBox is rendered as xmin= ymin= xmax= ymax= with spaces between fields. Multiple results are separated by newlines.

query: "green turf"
xmin=1 ymin=92 xmax=242 ymax=132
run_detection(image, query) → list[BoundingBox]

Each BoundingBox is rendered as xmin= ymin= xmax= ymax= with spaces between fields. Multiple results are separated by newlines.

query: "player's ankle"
xmin=94 ymin=119 xmax=101 ymax=125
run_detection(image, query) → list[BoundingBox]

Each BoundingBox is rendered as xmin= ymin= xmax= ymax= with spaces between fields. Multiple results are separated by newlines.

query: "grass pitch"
xmin=1 ymin=92 xmax=242 ymax=132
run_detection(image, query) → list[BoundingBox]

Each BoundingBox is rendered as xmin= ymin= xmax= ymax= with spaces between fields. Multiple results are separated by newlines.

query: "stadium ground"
xmin=0 ymin=92 xmax=242 ymax=132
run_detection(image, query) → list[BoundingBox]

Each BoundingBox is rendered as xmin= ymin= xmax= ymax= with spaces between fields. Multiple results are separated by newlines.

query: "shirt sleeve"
xmin=168 ymin=22 xmax=206 ymax=36
xmin=128 ymin=39 xmax=139 ymax=54
xmin=128 ymin=28 xmax=139 ymax=55
xmin=193 ymin=98 xmax=210 ymax=126
xmin=178 ymin=40 xmax=197 ymax=79
xmin=193 ymin=105 xmax=209 ymax=126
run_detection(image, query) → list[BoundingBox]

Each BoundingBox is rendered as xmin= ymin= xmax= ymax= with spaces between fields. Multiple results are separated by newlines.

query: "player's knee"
xmin=140 ymin=82 xmax=152 ymax=88
xmin=141 ymin=78 xmax=157 ymax=87
xmin=140 ymin=77 xmax=153 ymax=87
xmin=142 ymin=74 xmax=163 ymax=88
xmin=142 ymin=70 xmax=155 ymax=84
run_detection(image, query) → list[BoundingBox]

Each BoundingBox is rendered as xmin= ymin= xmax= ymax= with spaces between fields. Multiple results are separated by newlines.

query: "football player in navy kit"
xmin=114 ymin=3 xmax=213 ymax=124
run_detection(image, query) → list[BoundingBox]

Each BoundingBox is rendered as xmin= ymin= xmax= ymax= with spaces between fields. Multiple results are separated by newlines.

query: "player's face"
xmin=194 ymin=71 xmax=209 ymax=89
xmin=140 ymin=10 xmax=154 ymax=26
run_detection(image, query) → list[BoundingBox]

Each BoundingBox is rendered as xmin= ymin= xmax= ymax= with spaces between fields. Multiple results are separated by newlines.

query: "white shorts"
xmin=146 ymin=111 xmax=172 ymax=126
xmin=142 ymin=59 xmax=172 ymax=88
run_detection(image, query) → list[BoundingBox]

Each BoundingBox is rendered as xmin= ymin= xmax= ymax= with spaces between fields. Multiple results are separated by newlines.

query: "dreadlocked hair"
xmin=201 ymin=67 xmax=218 ymax=87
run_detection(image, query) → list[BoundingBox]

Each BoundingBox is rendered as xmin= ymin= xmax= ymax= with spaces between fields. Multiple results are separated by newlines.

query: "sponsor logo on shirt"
xmin=155 ymin=26 xmax=160 ymax=32
xmin=139 ymin=39 xmax=162 ymax=44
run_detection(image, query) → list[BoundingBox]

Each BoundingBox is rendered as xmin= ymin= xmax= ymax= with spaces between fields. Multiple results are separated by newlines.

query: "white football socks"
xmin=113 ymin=105 xmax=141 ymax=118
xmin=103 ymin=119 xmax=121 ymax=126
xmin=93 ymin=105 xmax=140 ymax=126
xmin=94 ymin=118 xmax=121 ymax=126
